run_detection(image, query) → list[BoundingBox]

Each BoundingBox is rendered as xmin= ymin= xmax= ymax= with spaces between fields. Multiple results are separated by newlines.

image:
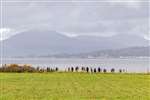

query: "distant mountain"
xmin=0 ymin=29 xmax=148 ymax=57
xmin=75 ymin=46 xmax=150 ymax=58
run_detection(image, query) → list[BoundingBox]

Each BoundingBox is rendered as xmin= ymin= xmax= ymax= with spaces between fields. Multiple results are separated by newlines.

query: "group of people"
xmin=36 ymin=67 xmax=59 ymax=72
xmin=67 ymin=66 xmax=125 ymax=73
xmin=36 ymin=66 xmax=126 ymax=73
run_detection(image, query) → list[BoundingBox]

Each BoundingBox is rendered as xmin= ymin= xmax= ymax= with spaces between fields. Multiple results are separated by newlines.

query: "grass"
xmin=0 ymin=73 xmax=149 ymax=100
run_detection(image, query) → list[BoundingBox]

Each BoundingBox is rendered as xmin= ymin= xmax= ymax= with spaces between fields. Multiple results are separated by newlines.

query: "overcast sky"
xmin=0 ymin=0 xmax=149 ymax=40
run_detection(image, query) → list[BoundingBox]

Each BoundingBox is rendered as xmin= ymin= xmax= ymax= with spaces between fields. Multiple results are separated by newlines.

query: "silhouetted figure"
xmin=81 ymin=67 xmax=83 ymax=71
xmin=103 ymin=69 xmax=107 ymax=73
xmin=81 ymin=67 xmax=84 ymax=71
xmin=119 ymin=69 xmax=122 ymax=73
xmin=98 ymin=67 xmax=101 ymax=73
xmin=71 ymin=67 xmax=74 ymax=72
xmin=47 ymin=67 xmax=50 ymax=72
xmin=86 ymin=67 xmax=89 ymax=73
xmin=111 ymin=68 xmax=115 ymax=73
xmin=81 ymin=67 xmax=85 ymax=72
xmin=55 ymin=67 xmax=59 ymax=72
xmin=90 ymin=68 xmax=93 ymax=73
xmin=94 ymin=68 xmax=97 ymax=73
xmin=75 ymin=66 xmax=79 ymax=72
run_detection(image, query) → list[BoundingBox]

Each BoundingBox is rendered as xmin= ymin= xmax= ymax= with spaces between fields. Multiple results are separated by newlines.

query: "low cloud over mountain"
xmin=1 ymin=29 xmax=148 ymax=57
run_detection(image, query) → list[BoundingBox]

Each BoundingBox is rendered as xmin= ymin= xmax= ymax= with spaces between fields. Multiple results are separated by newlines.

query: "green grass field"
xmin=0 ymin=73 xmax=149 ymax=100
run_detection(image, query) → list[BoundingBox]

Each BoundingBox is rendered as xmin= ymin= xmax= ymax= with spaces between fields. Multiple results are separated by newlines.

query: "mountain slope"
xmin=0 ymin=29 xmax=148 ymax=57
xmin=77 ymin=46 xmax=150 ymax=58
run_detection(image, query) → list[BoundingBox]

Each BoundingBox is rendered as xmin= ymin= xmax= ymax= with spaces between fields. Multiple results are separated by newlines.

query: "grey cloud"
xmin=1 ymin=0 xmax=149 ymax=39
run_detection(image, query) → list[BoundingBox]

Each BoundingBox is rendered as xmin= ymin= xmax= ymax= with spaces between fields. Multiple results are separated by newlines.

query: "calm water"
xmin=2 ymin=58 xmax=150 ymax=73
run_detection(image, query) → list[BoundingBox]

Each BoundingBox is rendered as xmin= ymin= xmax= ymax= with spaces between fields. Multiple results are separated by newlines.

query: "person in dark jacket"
xmin=55 ymin=67 xmax=59 ymax=72
xmin=111 ymin=68 xmax=115 ymax=73
xmin=98 ymin=67 xmax=101 ymax=73
xmin=75 ymin=66 xmax=79 ymax=72
xmin=119 ymin=69 xmax=122 ymax=73
xmin=86 ymin=67 xmax=89 ymax=73
xmin=94 ymin=68 xmax=97 ymax=73
xmin=71 ymin=67 xmax=74 ymax=72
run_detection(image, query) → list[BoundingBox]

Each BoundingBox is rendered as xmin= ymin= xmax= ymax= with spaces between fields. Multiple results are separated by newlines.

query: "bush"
xmin=0 ymin=64 xmax=36 ymax=73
